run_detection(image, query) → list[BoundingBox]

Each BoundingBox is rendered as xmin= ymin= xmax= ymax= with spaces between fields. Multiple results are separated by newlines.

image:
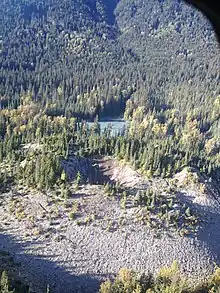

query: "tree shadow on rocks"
xmin=176 ymin=191 xmax=220 ymax=265
xmin=0 ymin=233 xmax=105 ymax=293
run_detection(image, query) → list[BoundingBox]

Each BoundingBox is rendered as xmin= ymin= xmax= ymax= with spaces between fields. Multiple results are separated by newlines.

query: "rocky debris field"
xmin=0 ymin=157 xmax=220 ymax=293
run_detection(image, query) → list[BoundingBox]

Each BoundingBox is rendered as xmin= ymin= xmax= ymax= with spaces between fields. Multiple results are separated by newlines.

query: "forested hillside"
xmin=0 ymin=0 xmax=219 ymax=180
xmin=0 ymin=0 xmax=219 ymax=118
xmin=0 ymin=1 xmax=220 ymax=291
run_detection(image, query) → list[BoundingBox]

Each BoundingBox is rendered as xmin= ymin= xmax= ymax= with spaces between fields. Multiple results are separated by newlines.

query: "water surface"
xmin=87 ymin=117 xmax=128 ymax=135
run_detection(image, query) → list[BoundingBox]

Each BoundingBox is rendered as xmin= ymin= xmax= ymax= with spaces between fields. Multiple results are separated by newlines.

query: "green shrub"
xmin=0 ymin=271 xmax=13 ymax=293
xmin=0 ymin=270 xmax=29 ymax=293
xmin=99 ymin=262 xmax=220 ymax=293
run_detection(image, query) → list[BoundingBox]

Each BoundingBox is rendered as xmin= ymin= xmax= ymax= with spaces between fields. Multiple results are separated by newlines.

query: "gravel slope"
xmin=0 ymin=160 xmax=220 ymax=293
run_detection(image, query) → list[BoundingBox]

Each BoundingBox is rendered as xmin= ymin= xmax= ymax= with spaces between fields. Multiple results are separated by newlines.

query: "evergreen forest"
xmin=0 ymin=0 xmax=220 ymax=292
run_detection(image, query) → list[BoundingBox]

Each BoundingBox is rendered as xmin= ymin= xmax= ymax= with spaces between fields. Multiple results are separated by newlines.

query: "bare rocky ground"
xmin=0 ymin=156 xmax=220 ymax=293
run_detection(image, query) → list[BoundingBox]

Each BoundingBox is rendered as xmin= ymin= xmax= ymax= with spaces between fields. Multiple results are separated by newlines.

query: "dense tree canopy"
xmin=0 ymin=0 xmax=219 ymax=188
xmin=0 ymin=0 xmax=219 ymax=119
